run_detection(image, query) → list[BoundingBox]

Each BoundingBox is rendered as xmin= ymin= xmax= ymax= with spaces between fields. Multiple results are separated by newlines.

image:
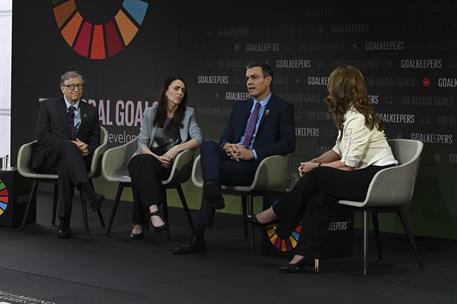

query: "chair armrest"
xmin=163 ymin=149 xmax=195 ymax=186
xmin=191 ymin=154 xmax=203 ymax=188
xmin=191 ymin=154 xmax=289 ymax=192
xmin=102 ymin=137 xmax=138 ymax=182
xmin=89 ymin=127 xmax=109 ymax=178
xmin=250 ymin=155 xmax=288 ymax=191
xmin=17 ymin=141 xmax=36 ymax=177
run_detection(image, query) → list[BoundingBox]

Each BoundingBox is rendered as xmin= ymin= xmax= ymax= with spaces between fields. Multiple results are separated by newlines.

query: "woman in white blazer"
xmin=248 ymin=66 xmax=398 ymax=273
xmin=129 ymin=76 xmax=202 ymax=239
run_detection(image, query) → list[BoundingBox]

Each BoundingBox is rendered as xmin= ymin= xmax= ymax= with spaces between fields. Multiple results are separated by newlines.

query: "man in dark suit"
xmin=174 ymin=62 xmax=295 ymax=254
xmin=32 ymin=71 xmax=105 ymax=238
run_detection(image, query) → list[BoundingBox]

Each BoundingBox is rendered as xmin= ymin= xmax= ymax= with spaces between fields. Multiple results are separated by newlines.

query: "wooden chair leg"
xmin=372 ymin=211 xmax=383 ymax=261
xmin=363 ymin=209 xmax=369 ymax=276
xmin=176 ymin=184 xmax=194 ymax=231
xmin=106 ymin=183 xmax=124 ymax=235
xmin=398 ymin=207 xmax=424 ymax=269
xmin=80 ymin=190 xmax=90 ymax=235
xmin=21 ymin=181 xmax=38 ymax=230
xmin=52 ymin=183 xmax=58 ymax=227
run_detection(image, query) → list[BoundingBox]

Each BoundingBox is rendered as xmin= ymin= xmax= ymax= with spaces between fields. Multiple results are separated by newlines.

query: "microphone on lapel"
xmin=265 ymin=110 xmax=270 ymax=116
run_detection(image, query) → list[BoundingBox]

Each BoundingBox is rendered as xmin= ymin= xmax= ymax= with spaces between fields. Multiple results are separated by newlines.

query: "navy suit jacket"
xmin=219 ymin=94 xmax=295 ymax=160
xmin=32 ymin=97 xmax=100 ymax=170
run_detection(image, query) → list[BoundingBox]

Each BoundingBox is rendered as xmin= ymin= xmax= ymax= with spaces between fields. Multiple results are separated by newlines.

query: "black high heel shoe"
xmin=149 ymin=210 xmax=168 ymax=233
xmin=130 ymin=230 xmax=144 ymax=240
xmin=245 ymin=214 xmax=277 ymax=228
xmin=279 ymin=258 xmax=320 ymax=273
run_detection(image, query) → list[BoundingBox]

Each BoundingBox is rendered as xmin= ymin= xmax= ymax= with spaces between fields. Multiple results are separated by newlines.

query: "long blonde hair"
xmin=324 ymin=66 xmax=382 ymax=136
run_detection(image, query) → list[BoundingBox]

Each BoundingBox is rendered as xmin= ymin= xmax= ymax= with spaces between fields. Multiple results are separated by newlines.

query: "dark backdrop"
xmin=11 ymin=0 xmax=457 ymax=239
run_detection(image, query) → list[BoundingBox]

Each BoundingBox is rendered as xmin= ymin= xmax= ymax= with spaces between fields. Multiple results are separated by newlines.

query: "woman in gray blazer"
xmin=128 ymin=76 xmax=202 ymax=239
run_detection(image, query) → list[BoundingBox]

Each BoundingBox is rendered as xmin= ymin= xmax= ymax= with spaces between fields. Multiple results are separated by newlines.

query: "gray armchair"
xmin=17 ymin=126 xmax=108 ymax=233
xmin=338 ymin=139 xmax=424 ymax=275
xmin=102 ymin=137 xmax=195 ymax=239
xmin=191 ymin=154 xmax=289 ymax=251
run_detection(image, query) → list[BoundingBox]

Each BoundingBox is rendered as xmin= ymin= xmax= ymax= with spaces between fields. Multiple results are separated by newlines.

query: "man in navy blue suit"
xmin=174 ymin=62 xmax=295 ymax=254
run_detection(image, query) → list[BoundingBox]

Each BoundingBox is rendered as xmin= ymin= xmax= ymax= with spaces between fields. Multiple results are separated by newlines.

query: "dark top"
xmin=150 ymin=118 xmax=181 ymax=155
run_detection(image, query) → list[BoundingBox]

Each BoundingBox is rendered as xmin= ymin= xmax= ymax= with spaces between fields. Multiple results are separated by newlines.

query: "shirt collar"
xmin=63 ymin=95 xmax=80 ymax=110
xmin=253 ymin=92 xmax=272 ymax=108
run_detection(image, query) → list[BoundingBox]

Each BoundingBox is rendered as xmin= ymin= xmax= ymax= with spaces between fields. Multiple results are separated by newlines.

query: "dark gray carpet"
xmin=0 ymin=192 xmax=456 ymax=304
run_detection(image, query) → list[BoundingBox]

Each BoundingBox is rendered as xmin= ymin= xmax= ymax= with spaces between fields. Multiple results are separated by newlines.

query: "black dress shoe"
xmin=279 ymin=258 xmax=319 ymax=273
xmin=203 ymin=181 xmax=225 ymax=210
xmin=88 ymin=193 xmax=105 ymax=212
xmin=57 ymin=227 xmax=72 ymax=239
xmin=173 ymin=237 xmax=206 ymax=255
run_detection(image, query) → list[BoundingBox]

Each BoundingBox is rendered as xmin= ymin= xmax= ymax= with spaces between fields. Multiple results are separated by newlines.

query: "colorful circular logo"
xmin=266 ymin=222 xmax=302 ymax=252
xmin=0 ymin=179 xmax=8 ymax=216
xmin=52 ymin=0 xmax=149 ymax=60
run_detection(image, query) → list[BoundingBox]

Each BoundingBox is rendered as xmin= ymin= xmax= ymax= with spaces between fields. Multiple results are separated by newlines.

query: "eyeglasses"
xmin=63 ymin=84 xmax=84 ymax=90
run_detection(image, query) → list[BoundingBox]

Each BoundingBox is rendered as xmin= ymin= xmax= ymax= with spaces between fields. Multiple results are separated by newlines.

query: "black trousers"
xmin=273 ymin=165 xmax=391 ymax=258
xmin=37 ymin=141 xmax=91 ymax=222
xmin=197 ymin=140 xmax=259 ymax=226
xmin=128 ymin=154 xmax=171 ymax=225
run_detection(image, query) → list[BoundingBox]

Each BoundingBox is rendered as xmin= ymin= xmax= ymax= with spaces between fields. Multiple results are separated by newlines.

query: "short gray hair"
xmin=60 ymin=71 xmax=85 ymax=85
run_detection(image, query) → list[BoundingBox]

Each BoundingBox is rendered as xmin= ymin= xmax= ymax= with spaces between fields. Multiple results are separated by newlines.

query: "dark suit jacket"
xmin=219 ymin=94 xmax=295 ymax=160
xmin=32 ymin=97 xmax=100 ymax=170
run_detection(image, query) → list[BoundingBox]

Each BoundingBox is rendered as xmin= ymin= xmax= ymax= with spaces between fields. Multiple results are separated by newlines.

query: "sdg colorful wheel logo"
xmin=266 ymin=222 xmax=302 ymax=252
xmin=52 ymin=0 xmax=149 ymax=60
xmin=0 ymin=180 xmax=8 ymax=216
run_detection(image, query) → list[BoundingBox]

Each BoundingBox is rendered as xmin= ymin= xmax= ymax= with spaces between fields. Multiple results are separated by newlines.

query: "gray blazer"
xmin=133 ymin=104 xmax=203 ymax=157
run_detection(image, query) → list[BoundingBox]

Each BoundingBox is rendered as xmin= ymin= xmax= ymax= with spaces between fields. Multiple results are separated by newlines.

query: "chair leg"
xmin=97 ymin=209 xmax=105 ymax=228
xmin=372 ymin=211 xmax=383 ymax=261
xmin=52 ymin=183 xmax=58 ymax=227
xmin=176 ymin=184 xmax=194 ymax=231
xmin=242 ymin=196 xmax=248 ymax=240
xmin=398 ymin=207 xmax=424 ymax=269
xmin=21 ymin=181 xmax=38 ymax=230
xmin=163 ymin=196 xmax=170 ymax=241
xmin=106 ymin=183 xmax=124 ymax=235
xmin=247 ymin=195 xmax=255 ymax=252
xmin=80 ymin=190 xmax=90 ymax=235
xmin=363 ymin=209 xmax=369 ymax=276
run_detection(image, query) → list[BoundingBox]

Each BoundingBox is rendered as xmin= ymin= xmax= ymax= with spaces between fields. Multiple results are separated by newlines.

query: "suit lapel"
xmin=57 ymin=97 xmax=73 ymax=138
xmin=257 ymin=95 xmax=276 ymax=132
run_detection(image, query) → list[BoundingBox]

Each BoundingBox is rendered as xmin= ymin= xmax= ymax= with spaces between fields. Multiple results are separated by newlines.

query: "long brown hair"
xmin=153 ymin=76 xmax=188 ymax=128
xmin=324 ymin=66 xmax=382 ymax=137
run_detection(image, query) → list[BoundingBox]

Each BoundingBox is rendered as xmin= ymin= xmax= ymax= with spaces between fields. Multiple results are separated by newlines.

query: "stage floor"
xmin=0 ymin=191 xmax=456 ymax=304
